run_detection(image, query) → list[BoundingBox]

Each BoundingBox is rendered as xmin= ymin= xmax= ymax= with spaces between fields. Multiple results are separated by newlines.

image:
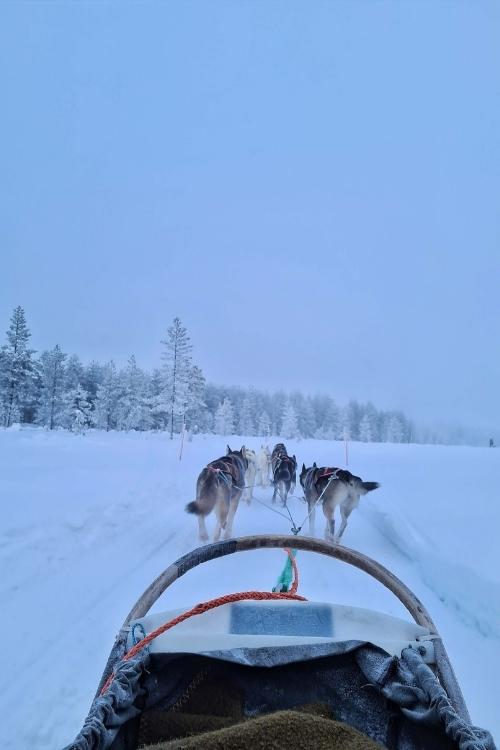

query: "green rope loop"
xmin=272 ymin=549 xmax=297 ymax=593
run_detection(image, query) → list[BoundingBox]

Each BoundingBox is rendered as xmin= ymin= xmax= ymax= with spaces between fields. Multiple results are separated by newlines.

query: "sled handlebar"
xmin=113 ymin=535 xmax=469 ymax=722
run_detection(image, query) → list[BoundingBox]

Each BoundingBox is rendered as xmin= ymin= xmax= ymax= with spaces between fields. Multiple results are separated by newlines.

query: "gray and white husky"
xmin=300 ymin=463 xmax=380 ymax=542
xmin=242 ymin=447 xmax=257 ymax=504
xmin=186 ymin=446 xmax=248 ymax=542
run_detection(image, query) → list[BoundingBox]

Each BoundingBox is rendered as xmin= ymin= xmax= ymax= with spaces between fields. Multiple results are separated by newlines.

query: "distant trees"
xmin=257 ymin=410 xmax=271 ymax=437
xmin=238 ymin=394 xmax=256 ymax=436
xmin=281 ymin=400 xmax=299 ymax=439
xmin=0 ymin=306 xmax=438 ymax=444
xmin=214 ymin=398 xmax=235 ymax=435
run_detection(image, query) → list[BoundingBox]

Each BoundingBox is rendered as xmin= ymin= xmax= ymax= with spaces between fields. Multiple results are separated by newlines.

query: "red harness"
xmin=207 ymin=458 xmax=240 ymax=484
xmin=317 ymin=467 xmax=338 ymax=480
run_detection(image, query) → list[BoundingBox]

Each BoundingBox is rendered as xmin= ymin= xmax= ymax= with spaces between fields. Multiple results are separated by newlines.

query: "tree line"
xmin=0 ymin=305 xmax=451 ymax=444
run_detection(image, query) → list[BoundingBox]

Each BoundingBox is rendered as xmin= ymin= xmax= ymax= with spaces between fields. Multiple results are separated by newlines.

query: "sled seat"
xmin=128 ymin=600 xmax=436 ymax=664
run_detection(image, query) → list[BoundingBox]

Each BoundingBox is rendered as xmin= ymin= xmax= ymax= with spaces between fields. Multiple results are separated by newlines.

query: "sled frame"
xmin=104 ymin=535 xmax=470 ymax=722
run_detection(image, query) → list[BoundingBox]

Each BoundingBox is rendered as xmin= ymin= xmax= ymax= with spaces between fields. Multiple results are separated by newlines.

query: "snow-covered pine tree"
xmin=66 ymin=384 xmax=91 ymax=434
xmin=82 ymin=360 xmax=105 ymax=410
xmin=339 ymin=406 xmax=351 ymax=442
xmin=257 ymin=410 xmax=271 ymax=437
xmin=203 ymin=383 xmax=223 ymax=418
xmin=91 ymin=361 xmax=121 ymax=431
xmin=184 ymin=365 xmax=207 ymax=433
xmin=238 ymin=394 xmax=256 ymax=436
xmin=117 ymin=355 xmax=151 ymax=431
xmin=37 ymin=345 xmax=67 ymax=429
xmin=361 ymin=402 xmax=380 ymax=442
xmin=385 ymin=412 xmax=404 ymax=443
xmin=281 ymin=400 xmax=299 ymax=439
xmin=359 ymin=414 xmax=373 ymax=442
xmin=149 ymin=368 xmax=166 ymax=430
xmin=291 ymin=392 xmax=316 ymax=438
xmin=64 ymin=354 xmax=85 ymax=392
xmin=344 ymin=399 xmax=362 ymax=441
xmin=0 ymin=306 xmax=37 ymax=427
xmin=310 ymin=395 xmax=338 ymax=439
xmin=214 ymin=398 xmax=235 ymax=435
xmin=270 ymin=391 xmax=286 ymax=435
xmin=160 ymin=318 xmax=193 ymax=439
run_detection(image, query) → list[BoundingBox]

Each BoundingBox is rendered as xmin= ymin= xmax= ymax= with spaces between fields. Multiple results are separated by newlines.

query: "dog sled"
xmin=66 ymin=535 xmax=496 ymax=750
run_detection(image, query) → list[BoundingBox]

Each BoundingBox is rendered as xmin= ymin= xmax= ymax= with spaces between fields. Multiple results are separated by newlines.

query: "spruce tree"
xmin=117 ymin=355 xmax=151 ymax=431
xmin=257 ymin=410 xmax=271 ymax=437
xmin=37 ymin=345 xmax=67 ymax=429
xmin=185 ymin=365 xmax=207 ymax=432
xmin=65 ymin=354 xmax=85 ymax=391
xmin=160 ymin=318 xmax=193 ymax=439
xmin=281 ymin=400 xmax=299 ymax=439
xmin=359 ymin=414 xmax=373 ymax=442
xmin=0 ymin=306 xmax=37 ymax=427
xmin=238 ymin=394 xmax=256 ymax=436
xmin=214 ymin=398 xmax=235 ymax=435
xmin=67 ymin=384 xmax=91 ymax=434
xmin=92 ymin=361 xmax=121 ymax=431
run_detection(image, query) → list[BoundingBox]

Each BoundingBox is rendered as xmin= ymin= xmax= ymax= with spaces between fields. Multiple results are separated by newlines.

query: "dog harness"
xmin=207 ymin=456 xmax=246 ymax=490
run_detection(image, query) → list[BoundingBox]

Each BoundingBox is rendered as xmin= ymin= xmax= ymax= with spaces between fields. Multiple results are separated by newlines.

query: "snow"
xmin=1 ymin=428 xmax=499 ymax=748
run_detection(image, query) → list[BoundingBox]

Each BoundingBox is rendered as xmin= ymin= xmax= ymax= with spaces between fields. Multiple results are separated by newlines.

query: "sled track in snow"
xmin=363 ymin=504 xmax=500 ymax=640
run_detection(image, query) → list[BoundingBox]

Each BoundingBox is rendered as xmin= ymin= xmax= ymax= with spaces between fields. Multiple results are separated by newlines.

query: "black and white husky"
xmin=300 ymin=463 xmax=380 ymax=542
xmin=271 ymin=443 xmax=297 ymax=505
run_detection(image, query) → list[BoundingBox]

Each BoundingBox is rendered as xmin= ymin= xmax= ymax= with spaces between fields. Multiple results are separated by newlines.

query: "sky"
xmin=1 ymin=1 xmax=499 ymax=431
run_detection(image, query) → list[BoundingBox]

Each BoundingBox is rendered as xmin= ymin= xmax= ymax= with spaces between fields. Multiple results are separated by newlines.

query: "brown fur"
xmin=300 ymin=464 xmax=380 ymax=542
xmin=186 ymin=446 xmax=248 ymax=542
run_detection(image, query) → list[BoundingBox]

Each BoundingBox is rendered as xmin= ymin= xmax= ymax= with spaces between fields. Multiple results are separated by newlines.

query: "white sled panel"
xmin=128 ymin=600 xmax=435 ymax=662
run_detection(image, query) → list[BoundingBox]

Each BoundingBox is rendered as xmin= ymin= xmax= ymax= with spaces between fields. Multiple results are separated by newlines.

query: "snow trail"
xmin=1 ymin=429 xmax=498 ymax=748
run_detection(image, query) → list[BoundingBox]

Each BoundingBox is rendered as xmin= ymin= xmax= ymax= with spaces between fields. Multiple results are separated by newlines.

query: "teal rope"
xmin=272 ymin=549 xmax=297 ymax=593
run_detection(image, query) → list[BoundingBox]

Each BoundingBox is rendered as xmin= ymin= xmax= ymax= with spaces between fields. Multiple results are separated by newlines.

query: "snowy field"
xmin=1 ymin=427 xmax=499 ymax=749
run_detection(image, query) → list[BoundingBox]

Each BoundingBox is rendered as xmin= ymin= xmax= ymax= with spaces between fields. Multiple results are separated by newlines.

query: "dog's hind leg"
xmin=213 ymin=498 xmax=228 ymax=542
xmin=244 ymin=464 xmax=255 ymax=504
xmin=279 ymin=480 xmax=287 ymax=506
xmin=224 ymin=498 xmax=239 ymax=540
xmin=323 ymin=503 xmax=335 ymax=542
xmin=213 ymin=517 xmax=222 ymax=542
xmin=197 ymin=515 xmax=209 ymax=542
xmin=336 ymin=504 xmax=353 ymax=541
xmin=308 ymin=502 xmax=316 ymax=537
xmin=272 ymin=482 xmax=278 ymax=504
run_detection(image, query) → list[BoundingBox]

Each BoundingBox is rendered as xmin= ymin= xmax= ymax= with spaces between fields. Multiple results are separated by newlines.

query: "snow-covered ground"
xmin=1 ymin=427 xmax=499 ymax=748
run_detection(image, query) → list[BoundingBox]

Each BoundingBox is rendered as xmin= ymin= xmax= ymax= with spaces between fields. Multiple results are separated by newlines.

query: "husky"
xmin=242 ymin=447 xmax=257 ymax=504
xmin=256 ymin=445 xmax=271 ymax=487
xmin=300 ymin=463 xmax=380 ymax=542
xmin=186 ymin=446 xmax=248 ymax=542
xmin=271 ymin=443 xmax=297 ymax=505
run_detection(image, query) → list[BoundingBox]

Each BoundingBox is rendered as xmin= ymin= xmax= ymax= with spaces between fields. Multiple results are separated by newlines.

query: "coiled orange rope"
xmin=100 ymin=549 xmax=303 ymax=695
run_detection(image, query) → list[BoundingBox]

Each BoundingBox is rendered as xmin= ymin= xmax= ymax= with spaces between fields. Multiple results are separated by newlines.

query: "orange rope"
xmin=100 ymin=550 xmax=303 ymax=695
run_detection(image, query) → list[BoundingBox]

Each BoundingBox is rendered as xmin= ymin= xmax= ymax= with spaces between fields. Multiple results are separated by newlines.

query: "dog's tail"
xmin=360 ymin=481 xmax=380 ymax=494
xmin=185 ymin=500 xmax=202 ymax=515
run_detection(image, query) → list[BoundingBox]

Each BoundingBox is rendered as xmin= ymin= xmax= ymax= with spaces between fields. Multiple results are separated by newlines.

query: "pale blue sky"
xmin=1 ymin=1 xmax=499 ymax=430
